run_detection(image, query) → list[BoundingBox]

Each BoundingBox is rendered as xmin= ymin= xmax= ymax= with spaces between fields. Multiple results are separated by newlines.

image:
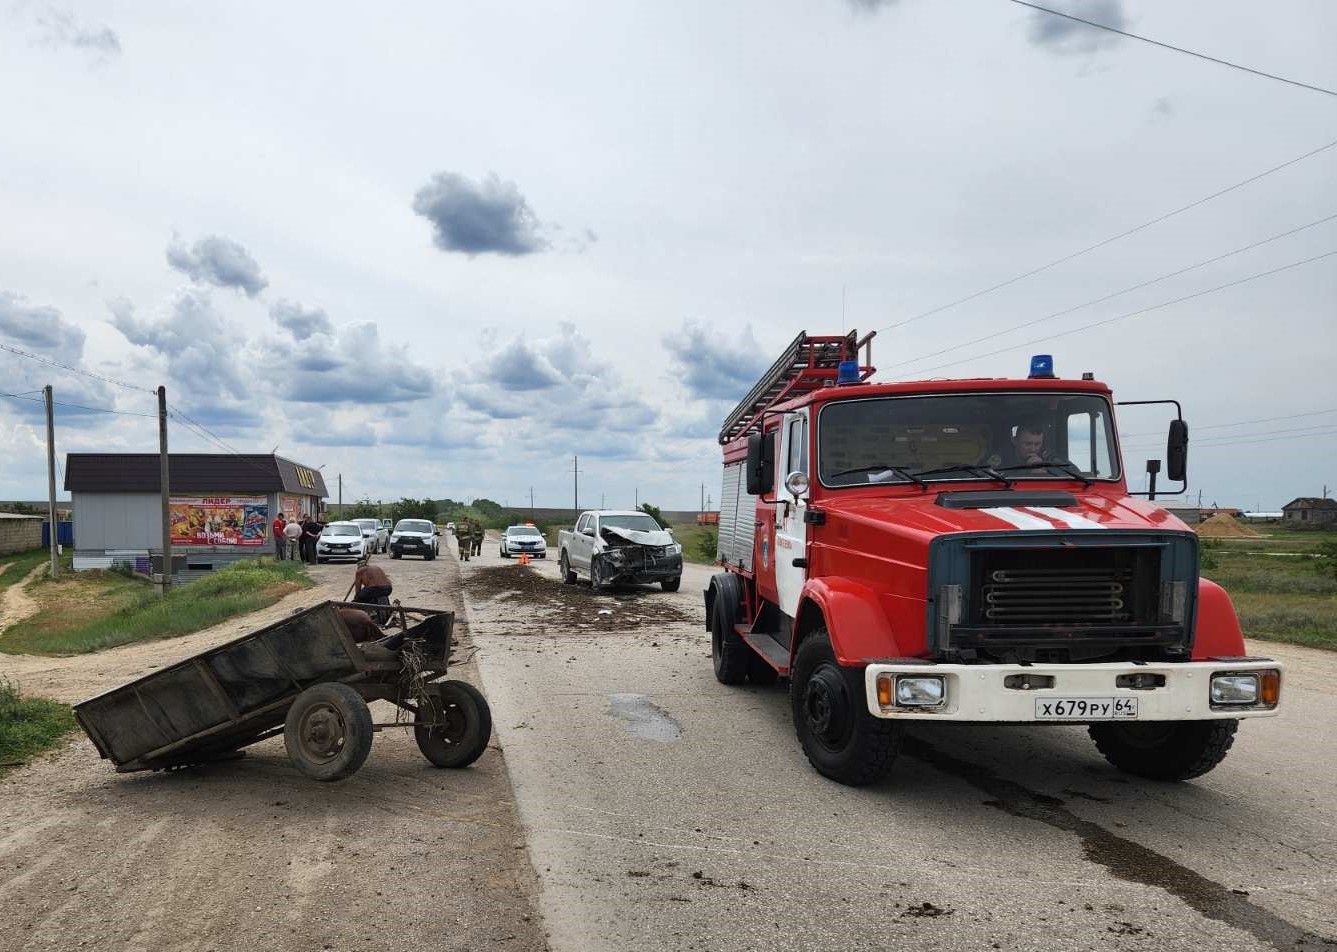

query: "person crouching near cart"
xmin=353 ymin=562 xmax=393 ymax=623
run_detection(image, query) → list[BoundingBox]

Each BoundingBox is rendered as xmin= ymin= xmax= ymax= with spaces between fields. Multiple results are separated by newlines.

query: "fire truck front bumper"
xmin=862 ymin=660 xmax=1282 ymax=722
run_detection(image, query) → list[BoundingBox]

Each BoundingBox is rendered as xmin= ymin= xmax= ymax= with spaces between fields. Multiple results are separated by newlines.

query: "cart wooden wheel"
xmin=415 ymin=681 xmax=492 ymax=769
xmin=283 ymin=682 xmax=374 ymax=781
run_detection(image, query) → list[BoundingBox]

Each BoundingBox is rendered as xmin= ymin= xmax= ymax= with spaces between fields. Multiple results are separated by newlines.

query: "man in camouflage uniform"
xmin=456 ymin=519 xmax=472 ymax=562
xmin=469 ymin=519 xmax=485 ymax=557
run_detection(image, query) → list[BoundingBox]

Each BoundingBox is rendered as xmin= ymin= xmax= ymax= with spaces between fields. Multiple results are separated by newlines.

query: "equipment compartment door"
xmin=774 ymin=411 xmax=809 ymax=618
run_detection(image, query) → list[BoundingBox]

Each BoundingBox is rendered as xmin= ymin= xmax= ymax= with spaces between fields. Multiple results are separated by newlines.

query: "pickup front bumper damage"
xmin=597 ymin=545 xmax=683 ymax=584
xmin=862 ymin=659 xmax=1283 ymax=722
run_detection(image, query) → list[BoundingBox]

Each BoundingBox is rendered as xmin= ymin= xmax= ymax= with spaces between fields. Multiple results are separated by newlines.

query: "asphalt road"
xmin=460 ymin=534 xmax=1337 ymax=952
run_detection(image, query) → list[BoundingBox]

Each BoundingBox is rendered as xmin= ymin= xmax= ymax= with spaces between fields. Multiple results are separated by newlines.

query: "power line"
xmin=0 ymin=390 xmax=156 ymax=418
xmin=1011 ymin=0 xmax=1337 ymax=99
xmin=877 ymin=138 xmax=1337 ymax=334
xmin=0 ymin=341 xmax=155 ymax=394
xmin=1123 ymin=426 xmax=1337 ymax=453
xmin=895 ymin=249 xmax=1337 ymax=378
xmin=888 ymin=212 xmax=1337 ymax=371
xmin=1121 ymin=408 xmax=1337 ymax=439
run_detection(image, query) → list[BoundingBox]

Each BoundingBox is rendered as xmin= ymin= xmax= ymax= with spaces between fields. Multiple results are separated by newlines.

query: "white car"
xmin=390 ymin=518 xmax=439 ymax=560
xmin=500 ymin=524 xmax=547 ymax=559
xmin=352 ymin=518 xmax=388 ymax=554
xmin=316 ymin=521 xmax=368 ymax=562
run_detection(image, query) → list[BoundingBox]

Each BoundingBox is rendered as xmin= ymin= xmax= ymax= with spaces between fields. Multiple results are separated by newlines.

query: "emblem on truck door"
xmin=761 ymin=536 xmax=770 ymax=569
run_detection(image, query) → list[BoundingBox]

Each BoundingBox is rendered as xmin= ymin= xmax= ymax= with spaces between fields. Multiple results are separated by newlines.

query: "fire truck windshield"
xmin=817 ymin=392 xmax=1120 ymax=487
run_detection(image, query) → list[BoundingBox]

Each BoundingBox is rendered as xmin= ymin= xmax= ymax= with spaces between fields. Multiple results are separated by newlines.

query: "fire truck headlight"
xmin=1210 ymin=673 xmax=1259 ymax=706
xmin=895 ymin=676 xmax=945 ymax=708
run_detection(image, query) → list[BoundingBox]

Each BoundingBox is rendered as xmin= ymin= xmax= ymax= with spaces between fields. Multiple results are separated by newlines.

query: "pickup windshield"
xmin=395 ymin=520 xmax=433 ymax=534
xmin=600 ymin=514 xmax=662 ymax=532
xmin=818 ymin=392 xmax=1120 ymax=487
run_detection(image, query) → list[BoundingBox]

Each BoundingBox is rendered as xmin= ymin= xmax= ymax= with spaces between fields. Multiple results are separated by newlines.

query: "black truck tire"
xmin=1088 ymin=719 xmax=1239 ymax=781
xmin=591 ymin=555 xmax=612 ymax=593
xmin=661 ymin=576 xmax=681 ymax=593
xmin=709 ymin=573 xmax=750 ymax=685
xmin=559 ymin=552 xmax=577 ymax=584
xmin=284 ymin=682 xmax=374 ymax=782
xmin=790 ymin=630 xmax=900 ymax=786
xmin=415 ymin=680 xmax=493 ymax=769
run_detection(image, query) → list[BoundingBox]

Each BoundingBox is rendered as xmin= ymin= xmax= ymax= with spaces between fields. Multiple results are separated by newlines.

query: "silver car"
xmin=352 ymin=518 xmax=388 ymax=554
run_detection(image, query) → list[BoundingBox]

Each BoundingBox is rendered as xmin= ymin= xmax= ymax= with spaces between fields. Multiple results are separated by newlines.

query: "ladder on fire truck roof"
xmin=717 ymin=330 xmax=876 ymax=445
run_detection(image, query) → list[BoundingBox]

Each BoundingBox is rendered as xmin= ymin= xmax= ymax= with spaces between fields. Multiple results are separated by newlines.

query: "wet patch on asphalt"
xmin=464 ymin=565 xmax=693 ymax=634
xmin=608 ymin=694 xmax=683 ymax=743
xmin=902 ymin=736 xmax=1335 ymax=950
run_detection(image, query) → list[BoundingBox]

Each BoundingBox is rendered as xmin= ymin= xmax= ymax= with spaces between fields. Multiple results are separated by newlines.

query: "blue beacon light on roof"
xmin=1028 ymin=354 xmax=1055 ymax=379
xmin=836 ymin=360 xmax=861 ymax=385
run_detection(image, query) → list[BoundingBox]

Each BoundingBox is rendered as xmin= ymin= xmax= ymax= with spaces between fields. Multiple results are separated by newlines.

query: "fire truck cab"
xmin=707 ymin=331 xmax=1282 ymax=786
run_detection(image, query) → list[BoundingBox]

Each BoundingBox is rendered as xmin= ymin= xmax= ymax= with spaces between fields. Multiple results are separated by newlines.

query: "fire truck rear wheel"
xmin=790 ymin=631 xmax=900 ymax=786
xmin=1088 ymin=719 xmax=1238 ymax=781
xmin=709 ymin=577 xmax=749 ymax=685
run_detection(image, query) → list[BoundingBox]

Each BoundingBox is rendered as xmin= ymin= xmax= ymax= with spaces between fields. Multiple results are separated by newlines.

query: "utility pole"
xmin=700 ymin=482 xmax=705 ymax=513
xmin=600 ymin=492 xmax=605 ymax=509
xmin=635 ymin=487 xmax=639 ymax=508
xmin=529 ymin=486 xmax=534 ymax=512
xmin=43 ymin=386 xmax=58 ymax=579
xmin=338 ymin=474 xmax=343 ymax=517
xmin=569 ymin=455 xmax=583 ymax=512
xmin=157 ymin=386 xmax=171 ymax=595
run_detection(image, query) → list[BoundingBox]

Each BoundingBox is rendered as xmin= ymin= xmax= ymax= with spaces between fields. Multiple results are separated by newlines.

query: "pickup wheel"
xmin=559 ymin=552 xmax=577 ymax=584
xmin=284 ymin=683 xmax=374 ymax=782
xmin=1088 ymin=720 xmax=1238 ymax=781
xmin=709 ymin=574 xmax=749 ymax=685
xmin=660 ymin=576 xmax=681 ymax=593
xmin=591 ymin=555 xmax=612 ymax=593
xmin=415 ymin=681 xmax=493 ymax=769
xmin=790 ymin=630 xmax=900 ymax=786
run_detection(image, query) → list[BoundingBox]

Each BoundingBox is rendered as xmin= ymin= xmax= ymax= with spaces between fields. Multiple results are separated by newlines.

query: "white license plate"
xmin=1034 ymin=697 xmax=1137 ymax=720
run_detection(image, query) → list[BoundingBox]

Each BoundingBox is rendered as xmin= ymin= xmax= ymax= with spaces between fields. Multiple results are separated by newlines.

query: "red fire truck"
xmin=707 ymin=331 xmax=1282 ymax=786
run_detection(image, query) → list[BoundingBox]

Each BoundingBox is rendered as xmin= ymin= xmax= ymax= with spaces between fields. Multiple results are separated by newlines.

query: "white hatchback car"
xmin=316 ymin=521 xmax=368 ymax=562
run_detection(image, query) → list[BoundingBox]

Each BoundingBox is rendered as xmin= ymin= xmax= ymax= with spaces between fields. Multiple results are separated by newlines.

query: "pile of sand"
xmin=1196 ymin=513 xmax=1262 ymax=538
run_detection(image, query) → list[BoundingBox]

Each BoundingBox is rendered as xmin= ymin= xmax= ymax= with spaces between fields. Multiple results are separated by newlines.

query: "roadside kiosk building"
xmin=64 ymin=453 xmax=328 ymax=584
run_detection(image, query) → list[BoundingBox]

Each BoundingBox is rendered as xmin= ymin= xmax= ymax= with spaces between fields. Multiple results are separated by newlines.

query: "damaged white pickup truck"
xmin=558 ymin=510 xmax=684 ymax=593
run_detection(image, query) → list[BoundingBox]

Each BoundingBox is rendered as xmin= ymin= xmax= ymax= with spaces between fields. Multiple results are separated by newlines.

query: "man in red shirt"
xmin=272 ymin=514 xmax=287 ymax=560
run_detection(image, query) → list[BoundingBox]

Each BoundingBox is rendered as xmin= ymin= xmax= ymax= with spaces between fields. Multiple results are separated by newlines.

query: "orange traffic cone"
xmin=518 ymin=553 xmax=531 ymax=566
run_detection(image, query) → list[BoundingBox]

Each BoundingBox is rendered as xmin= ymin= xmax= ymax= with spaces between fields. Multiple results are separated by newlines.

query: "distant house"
xmin=1281 ymin=497 xmax=1337 ymax=527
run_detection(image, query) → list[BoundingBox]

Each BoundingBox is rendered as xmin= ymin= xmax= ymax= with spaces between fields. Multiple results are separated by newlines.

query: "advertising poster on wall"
xmin=279 ymin=494 xmax=306 ymax=522
xmin=169 ymin=496 xmax=269 ymax=546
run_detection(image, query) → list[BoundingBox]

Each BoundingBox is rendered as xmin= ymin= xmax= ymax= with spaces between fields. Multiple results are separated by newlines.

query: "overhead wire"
xmin=0 ymin=389 xmax=157 ymax=418
xmin=892 ymin=249 xmax=1337 ymax=378
xmin=1010 ymin=0 xmax=1337 ymax=98
xmin=887 ymin=212 xmax=1337 ymax=372
xmin=1121 ymin=408 xmax=1337 ymax=439
xmin=876 ymin=138 xmax=1337 ymax=334
xmin=0 ymin=341 xmax=155 ymax=394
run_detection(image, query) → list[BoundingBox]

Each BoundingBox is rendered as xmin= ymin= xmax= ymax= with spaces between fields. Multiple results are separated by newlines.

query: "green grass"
xmin=0 ymin=547 xmax=49 ymax=594
xmin=0 ymin=678 xmax=77 ymax=769
xmin=1230 ymin=592 xmax=1337 ymax=652
xmin=1202 ymin=536 xmax=1337 ymax=651
xmin=1 ymin=559 xmax=312 ymax=656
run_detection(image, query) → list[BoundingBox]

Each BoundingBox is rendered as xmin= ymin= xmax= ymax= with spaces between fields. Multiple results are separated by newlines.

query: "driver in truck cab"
xmin=1003 ymin=420 xmax=1047 ymax=467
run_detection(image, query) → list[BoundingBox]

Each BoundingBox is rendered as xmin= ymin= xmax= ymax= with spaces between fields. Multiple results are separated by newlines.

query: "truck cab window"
xmin=1066 ymin=407 xmax=1116 ymax=478
xmin=786 ymin=418 xmax=808 ymax=476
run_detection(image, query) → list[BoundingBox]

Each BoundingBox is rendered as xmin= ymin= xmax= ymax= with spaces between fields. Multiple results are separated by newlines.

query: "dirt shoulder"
xmin=0 ymin=554 xmax=549 ymax=952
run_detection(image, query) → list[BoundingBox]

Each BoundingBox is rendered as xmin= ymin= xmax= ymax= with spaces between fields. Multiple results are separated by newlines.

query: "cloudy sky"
xmin=1 ymin=0 xmax=1333 ymax=511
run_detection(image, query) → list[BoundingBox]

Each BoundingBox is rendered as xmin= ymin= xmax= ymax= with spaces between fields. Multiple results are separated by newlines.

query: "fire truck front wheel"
xmin=709 ymin=574 xmax=750 ymax=685
xmin=791 ymin=631 xmax=901 ymax=786
xmin=1088 ymin=719 xmax=1238 ymax=781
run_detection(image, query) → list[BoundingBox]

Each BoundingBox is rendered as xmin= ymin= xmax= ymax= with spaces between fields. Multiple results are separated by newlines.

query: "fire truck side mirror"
xmin=1166 ymin=419 xmax=1188 ymax=482
xmin=746 ymin=432 xmax=775 ymax=496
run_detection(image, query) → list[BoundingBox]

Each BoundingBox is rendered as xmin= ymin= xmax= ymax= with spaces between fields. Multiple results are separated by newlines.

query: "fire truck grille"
xmin=981 ymin=568 xmax=1132 ymax=624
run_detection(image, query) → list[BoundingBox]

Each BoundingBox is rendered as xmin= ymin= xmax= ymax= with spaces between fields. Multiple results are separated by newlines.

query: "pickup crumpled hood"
xmin=602 ymin=526 xmax=674 ymax=546
xmin=820 ymin=491 xmax=1190 ymax=537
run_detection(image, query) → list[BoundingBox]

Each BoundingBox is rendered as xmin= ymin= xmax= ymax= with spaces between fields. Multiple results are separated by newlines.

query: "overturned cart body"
xmin=74 ymin=601 xmax=492 ymax=781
